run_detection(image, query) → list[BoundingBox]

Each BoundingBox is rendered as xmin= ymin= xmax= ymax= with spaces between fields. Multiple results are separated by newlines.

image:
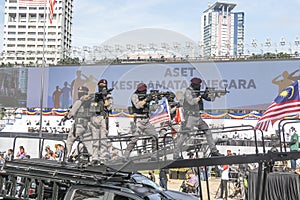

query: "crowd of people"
xmin=0 ymin=143 xmax=65 ymax=163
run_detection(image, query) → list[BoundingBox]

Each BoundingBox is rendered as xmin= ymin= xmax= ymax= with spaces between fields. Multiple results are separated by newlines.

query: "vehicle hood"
xmin=162 ymin=190 xmax=198 ymax=200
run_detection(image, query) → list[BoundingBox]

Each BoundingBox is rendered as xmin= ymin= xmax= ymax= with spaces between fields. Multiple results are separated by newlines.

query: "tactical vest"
xmin=183 ymin=87 xmax=204 ymax=112
xmin=131 ymin=93 xmax=149 ymax=117
xmin=76 ymin=99 xmax=100 ymax=118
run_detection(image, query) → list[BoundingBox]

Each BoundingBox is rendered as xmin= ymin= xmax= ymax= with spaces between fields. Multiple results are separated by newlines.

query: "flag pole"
xmin=38 ymin=0 xmax=48 ymax=157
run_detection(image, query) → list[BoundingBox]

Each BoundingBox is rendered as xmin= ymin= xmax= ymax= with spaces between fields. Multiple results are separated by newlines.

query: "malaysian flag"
xmin=19 ymin=0 xmax=45 ymax=7
xmin=255 ymin=80 xmax=300 ymax=131
xmin=149 ymin=99 xmax=171 ymax=126
xmin=49 ymin=0 xmax=56 ymax=24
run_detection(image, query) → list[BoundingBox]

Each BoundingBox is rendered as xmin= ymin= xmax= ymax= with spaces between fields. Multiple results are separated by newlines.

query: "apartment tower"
xmin=200 ymin=2 xmax=244 ymax=57
xmin=2 ymin=0 xmax=73 ymax=66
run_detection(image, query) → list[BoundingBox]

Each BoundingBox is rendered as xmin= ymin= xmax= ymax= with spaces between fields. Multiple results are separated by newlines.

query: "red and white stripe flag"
xmin=255 ymin=80 xmax=300 ymax=131
xmin=49 ymin=0 xmax=56 ymax=24
xmin=19 ymin=0 xmax=45 ymax=7
xmin=149 ymin=99 xmax=171 ymax=126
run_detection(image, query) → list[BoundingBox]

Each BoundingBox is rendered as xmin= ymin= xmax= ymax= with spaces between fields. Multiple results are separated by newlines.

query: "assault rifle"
xmin=58 ymin=106 xmax=72 ymax=126
xmin=137 ymin=89 xmax=165 ymax=103
xmin=169 ymin=101 xmax=181 ymax=108
xmin=95 ymin=88 xmax=114 ymax=103
xmin=131 ymin=90 xmax=166 ymax=115
xmin=194 ymin=87 xmax=229 ymax=101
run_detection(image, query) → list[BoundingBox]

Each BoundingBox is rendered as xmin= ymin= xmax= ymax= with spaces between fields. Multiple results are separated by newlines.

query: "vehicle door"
xmin=65 ymin=186 xmax=143 ymax=200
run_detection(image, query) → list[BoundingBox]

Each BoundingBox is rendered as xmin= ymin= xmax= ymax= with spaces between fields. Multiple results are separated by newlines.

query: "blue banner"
xmin=22 ymin=60 xmax=300 ymax=110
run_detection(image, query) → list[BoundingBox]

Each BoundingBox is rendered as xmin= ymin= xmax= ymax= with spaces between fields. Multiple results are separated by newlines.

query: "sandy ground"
xmin=152 ymin=176 xmax=243 ymax=200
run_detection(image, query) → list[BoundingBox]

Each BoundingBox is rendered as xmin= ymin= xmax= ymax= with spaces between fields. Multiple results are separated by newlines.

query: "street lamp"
xmin=280 ymin=37 xmax=286 ymax=46
xmin=295 ymin=37 xmax=300 ymax=47
xmin=251 ymin=39 xmax=257 ymax=47
xmin=265 ymin=38 xmax=271 ymax=48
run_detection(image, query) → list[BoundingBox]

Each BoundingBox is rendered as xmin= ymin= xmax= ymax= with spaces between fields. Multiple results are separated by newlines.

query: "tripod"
xmin=215 ymin=179 xmax=228 ymax=200
xmin=228 ymin=178 xmax=242 ymax=199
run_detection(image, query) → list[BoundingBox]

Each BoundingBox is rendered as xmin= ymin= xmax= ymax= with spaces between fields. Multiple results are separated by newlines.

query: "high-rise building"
xmin=2 ymin=0 xmax=73 ymax=66
xmin=200 ymin=2 xmax=244 ymax=57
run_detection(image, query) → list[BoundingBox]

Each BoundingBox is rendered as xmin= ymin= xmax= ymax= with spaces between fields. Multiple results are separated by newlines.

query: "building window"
xmin=19 ymin=13 xmax=26 ymax=22
xmin=29 ymin=13 xmax=37 ymax=22
xmin=8 ymin=13 xmax=16 ymax=22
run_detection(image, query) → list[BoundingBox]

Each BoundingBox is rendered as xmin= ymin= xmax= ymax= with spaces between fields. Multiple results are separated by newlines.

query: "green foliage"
xmin=57 ymin=57 xmax=81 ymax=65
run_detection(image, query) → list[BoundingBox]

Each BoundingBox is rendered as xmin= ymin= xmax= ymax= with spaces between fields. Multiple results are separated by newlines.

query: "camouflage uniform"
xmin=124 ymin=86 xmax=157 ymax=159
xmin=89 ymin=92 xmax=113 ymax=161
xmin=175 ymin=78 xmax=221 ymax=157
xmin=65 ymin=94 xmax=95 ymax=160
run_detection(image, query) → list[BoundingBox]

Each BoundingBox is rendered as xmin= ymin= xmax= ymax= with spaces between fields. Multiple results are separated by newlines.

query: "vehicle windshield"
xmin=131 ymin=173 xmax=162 ymax=191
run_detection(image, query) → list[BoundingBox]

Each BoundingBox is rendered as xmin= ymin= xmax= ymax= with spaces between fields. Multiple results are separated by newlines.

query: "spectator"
xmin=148 ymin=170 xmax=156 ymax=183
xmin=289 ymin=127 xmax=299 ymax=170
xmin=57 ymin=144 xmax=65 ymax=162
xmin=217 ymin=164 xmax=230 ymax=200
xmin=227 ymin=149 xmax=232 ymax=156
xmin=43 ymin=145 xmax=55 ymax=160
xmin=159 ymin=169 xmax=168 ymax=190
xmin=0 ymin=149 xmax=13 ymax=164
xmin=16 ymin=146 xmax=26 ymax=159
xmin=4 ymin=149 xmax=13 ymax=161
xmin=201 ymin=166 xmax=212 ymax=181
xmin=184 ymin=170 xmax=198 ymax=194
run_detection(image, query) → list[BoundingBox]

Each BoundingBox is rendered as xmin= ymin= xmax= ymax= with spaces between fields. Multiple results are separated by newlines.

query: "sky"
xmin=0 ymin=0 xmax=300 ymax=50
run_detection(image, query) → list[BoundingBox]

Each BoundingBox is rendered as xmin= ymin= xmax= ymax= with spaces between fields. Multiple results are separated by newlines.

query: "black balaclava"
xmin=98 ymin=79 xmax=108 ymax=92
xmin=190 ymin=77 xmax=202 ymax=90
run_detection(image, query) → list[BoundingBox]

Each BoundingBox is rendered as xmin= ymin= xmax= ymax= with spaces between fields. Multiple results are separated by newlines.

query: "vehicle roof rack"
xmin=1 ymin=158 xmax=132 ymax=185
